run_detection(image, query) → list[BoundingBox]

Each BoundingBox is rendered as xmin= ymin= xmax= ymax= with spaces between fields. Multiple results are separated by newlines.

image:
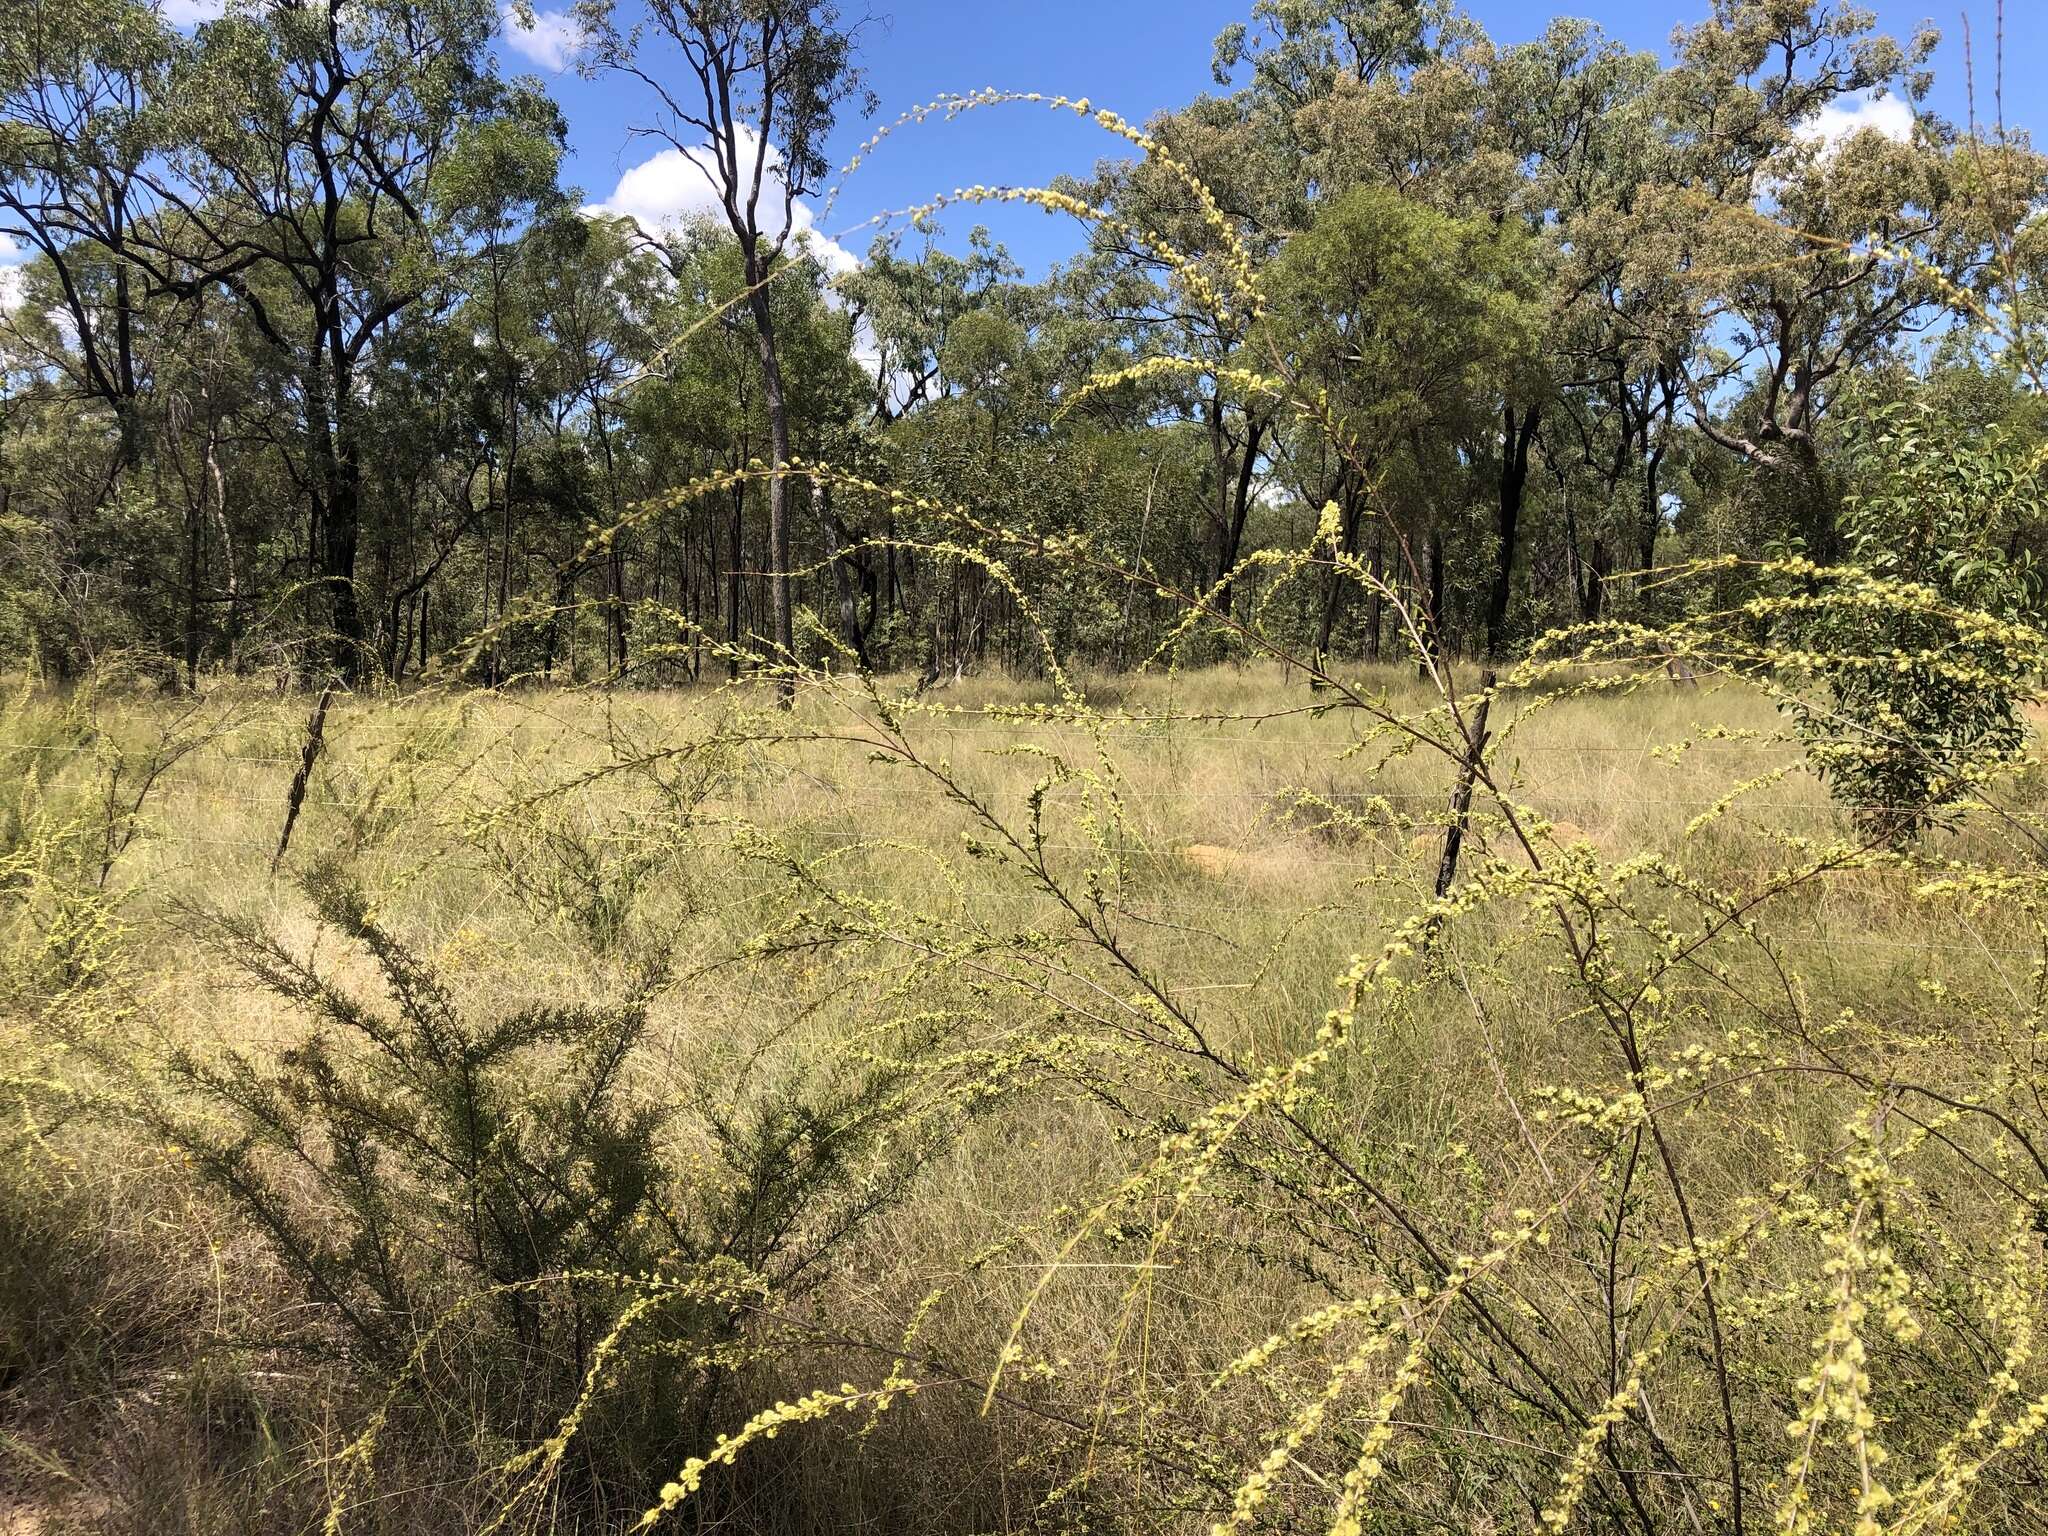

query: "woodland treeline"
xmin=2 ymin=0 xmax=2044 ymax=687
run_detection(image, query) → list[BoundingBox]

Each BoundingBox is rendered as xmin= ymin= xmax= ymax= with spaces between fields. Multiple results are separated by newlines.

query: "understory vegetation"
xmin=9 ymin=623 xmax=2048 ymax=1535
xmin=10 ymin=0 xmax=2048 ymax=1531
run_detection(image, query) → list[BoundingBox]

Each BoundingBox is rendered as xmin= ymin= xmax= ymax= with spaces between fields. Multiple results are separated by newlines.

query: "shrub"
xmin=136 ymin=859 xmax=949 ymax=1518
xmin=1784 ymin=399 xmax=2044 ymax=844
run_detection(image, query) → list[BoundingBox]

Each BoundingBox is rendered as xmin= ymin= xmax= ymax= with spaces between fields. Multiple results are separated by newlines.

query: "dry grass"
xmin=4 ymin=662 xmax=2046 ymax=1534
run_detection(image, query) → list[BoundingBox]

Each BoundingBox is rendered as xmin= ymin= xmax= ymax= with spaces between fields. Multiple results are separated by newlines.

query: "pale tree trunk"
xmin=747 ymin=268 xmax=795 ymax=701
xmin=725 ymin=480 xmax=744 ymax=682
xmin=205 ymin=418 xmax=239 ymax=670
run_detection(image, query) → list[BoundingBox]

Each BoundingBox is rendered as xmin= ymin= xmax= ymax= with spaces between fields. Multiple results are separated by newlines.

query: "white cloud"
xmin=0 ymin=234 xmax=23 ymax=315
xmin=1799 ymin=90 xmax=1914 ymax=151
xmin=588 ymin=148 xmax=727 ymax=230
xmin=585 ymin=132 xmax=859 ymax=277
xmin=850 ymin=311 xmax=885 ymax=381
xmin=498 ymin=1 xmax=583 ymax=72
xmin=158 ymin=0 xmax=226 ymax=25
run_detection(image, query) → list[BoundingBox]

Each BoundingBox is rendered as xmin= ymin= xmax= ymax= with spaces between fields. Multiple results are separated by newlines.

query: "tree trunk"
xmin=183 ymin=488 xmax=202 ymax=691
xmin=1425 ymin=526 xmax=1447 ymax=672
xmin=607 ymin=541 xmax=628 ymax=677
xmin=1114 ymin=460 xmax=1160 ymax=671
xmin=305 ymin=313 xmax=366 ymax=682
xmin=1313 ymin=472 xmax=1362 ymax=671
xmin=1205 ymin=397 xmax=1230 ymax=598
xmin=1486 ymin=403 xmax=1539 ymax=659
xmin=108 ymin=235 xmax=143 ymax=482
xmin=1638 ymin=438 xmax=1666 ymax=576
xmin=1211 ymin=410 xmax=1264 ymax=618
xmin=1637 ymin=367 xmax=1681 ymax=577
xmin=205 ymin=420 xmax=239 ymax=670
xmin=1565 ymin=491 xmax=1609 ymax=624
xmin=328 ymin=438 xmax=364 ymax=676
xmin=746 ymin=269 xmax=795 ymax=701
xmin=595 ymin=405 xmax=628 ymax=678
xmin=725 ymin=479 xmax=744 ymax=682
xmin=815 ymin=478 xmax=870 ymax=670
xmin=490 ymin=356 xmax=520 ymax=687
xmin=1365 ymin=529 xmax=1385 ymax=662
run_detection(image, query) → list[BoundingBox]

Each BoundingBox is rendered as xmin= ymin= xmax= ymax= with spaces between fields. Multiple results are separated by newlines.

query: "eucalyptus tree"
xmin=1264 ymin=184 xmax=1541 ymax=663
xmin=1196 ymin=0 xmax=1570 ymax=657
xmin=627 ymin=217 xmax=857 ymax=676
xmin=0 ymin=229 xmax=274 ymax=678
xmin=834 ymin=226 xmax=1021 ymax=657
xmin=1483 ymin=19 xmax=1674 ymax=623
xmin=1639 ymin=0 xmax=1960 ymax=562
xmin=1208 ymin=1 xmax=1563 ymax=656
xmin=1078 ymin=90 xmax=1295 ymax=623
xmin=1688 ymin=120 xmax=2045 ymax=564
xmin=518 ymin=213 xmax=661 ymax=674
xmin=580 ymin=0 xmax=872 ymax=694
xmin=0 ymin=269 xmax=173 ymax=671
xmin=439 ymin=103 xmax=571 ymax=681
xmin=0 ymin=0 xmax=172 ymax=481
xmin=839 ymin=224 xmax=1018 ymax=427
xmin=356 ymin=299 xmax=495 ymax=680
xmin=1212 ymin=0 xmax=1459 ymax=117
xmin=140 ymin=0 xmax=561 ymax=677
xmin=1273 ymin=14 xmax=1698 ymax=647
xmin=631 ymin=218 xmax=766 ymax=677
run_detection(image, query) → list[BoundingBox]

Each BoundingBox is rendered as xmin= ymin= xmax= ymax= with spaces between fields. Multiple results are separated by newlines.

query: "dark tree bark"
xmin=746 ymin=274 xmax=796 ymax=680
xmin=814 ymin=478 xmax=871 ymax=669
xmin=725 ymin=479 xmax=744 ymax=681
xmin=1312 ymin=469 xmax=1362 ymax=666
xmin=593 ymin=0 xmax=870 ymax=702
xmin=1486 ymin=403 xmax=1541 ymax=658
xmin=1207 ymin=405 xmax=1266 ymax=618
xmin=1365 ymin=529 xmax=1385 ymax=662
xmin=1425 ymin=527 xmax=1447 ymax=671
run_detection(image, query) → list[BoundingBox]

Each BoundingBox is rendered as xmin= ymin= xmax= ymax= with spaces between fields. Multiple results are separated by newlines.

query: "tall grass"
xmin=6 ymin=640 xmax=2048 ymax=1532
xmin=8 ymin=75 xmax=2048 ymax=1536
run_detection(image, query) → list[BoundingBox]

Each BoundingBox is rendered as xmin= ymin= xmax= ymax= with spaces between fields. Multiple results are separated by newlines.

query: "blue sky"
xmin=0 ymin=0 xmax=2037 ymax=300
xmin=497 ymin=0 xmax=2048 ymax=277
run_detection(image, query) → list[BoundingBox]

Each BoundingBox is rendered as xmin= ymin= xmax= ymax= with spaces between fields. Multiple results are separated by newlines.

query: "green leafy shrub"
xmin=156 ymin=863 xmax=666 ymax=1370
xmin=1785 ymin=399 xmax=2044 ymax=843
xmin=138 ymin=860 xmax=947 ymax=1515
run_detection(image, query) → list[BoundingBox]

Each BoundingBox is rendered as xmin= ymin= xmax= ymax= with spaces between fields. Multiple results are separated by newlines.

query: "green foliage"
xmin=13 ymin=0 xmax=2048 ymax=1530
xmin=154 ymin=864 xmax=671 ymax=1370
xmin=1786 ymin=399 xmax=2044 ymax=843
xmin=79 ymin=825 xmax=970 ymax=1517
xmin=6 ymin=0 xmax=2041 ymax=684
xmin=1264 ymin=183 xmax=1543 ymax=456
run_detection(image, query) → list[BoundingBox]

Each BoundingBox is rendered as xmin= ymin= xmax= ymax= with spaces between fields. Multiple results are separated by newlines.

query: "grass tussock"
xmin=6 ymin=635 xmax=2048 ymax=1534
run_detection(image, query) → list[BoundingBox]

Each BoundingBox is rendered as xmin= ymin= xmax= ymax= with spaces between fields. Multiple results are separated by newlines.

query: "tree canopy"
xmin=1 ymin=0 xmax=2042 ymax=686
